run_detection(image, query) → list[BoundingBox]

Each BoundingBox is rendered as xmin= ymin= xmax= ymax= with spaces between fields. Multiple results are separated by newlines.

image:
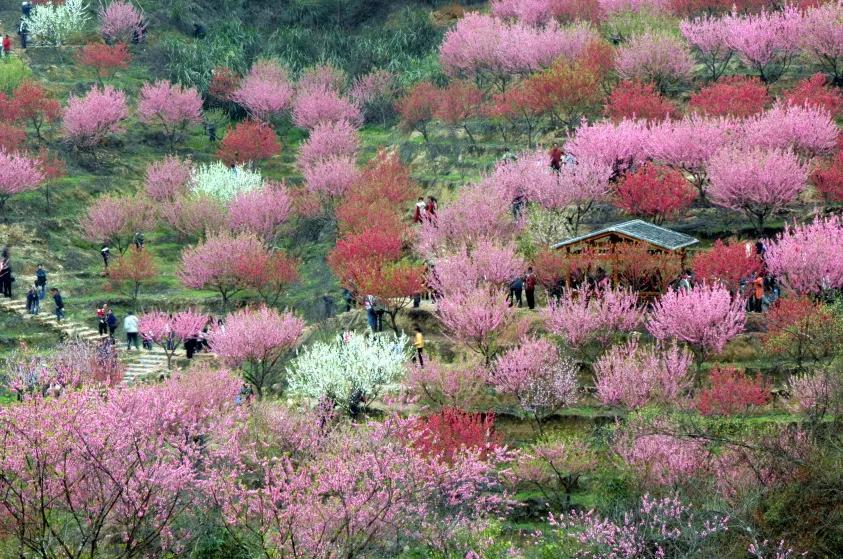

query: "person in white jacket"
xmin=124 ymin=312 xmax=140 ymax=350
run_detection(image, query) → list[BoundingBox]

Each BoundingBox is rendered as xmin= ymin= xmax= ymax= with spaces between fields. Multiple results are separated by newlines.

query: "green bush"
xmin=0 ymin=56 xmax=33 ymax=94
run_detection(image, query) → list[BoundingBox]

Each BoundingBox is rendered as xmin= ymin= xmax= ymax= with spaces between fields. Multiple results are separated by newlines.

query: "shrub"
xmin=508 ymin=437 xmax=597 ymax=508
xmin=137 ymin=80 xmax=203 ymax=146
xmin=412 ymin=408 xmax=502 ymax=463
xmin=77 ymin=42 xmax=131 ymax=82
xmin=812 ymin=151 xmax=843 ymax=204
xmin=396 ymin=81 xmax=438 ymax=141
xmin=217 ymin=120 xmax=281 ymax=165
xmin=691 ymin=239 xmax=763 ymax=292
xmin=63 ymin=85 xmax=129 ymax=149
xmin=604 ymin=80 xmax=677 ymax=121
xmin=98 ymin=0 xmax=144 ymax=43
xmin=24 ymin=0 xmax=90 ymax=46
xmin=696 ymin=367 xmax=770 ymax=416
xmin=614 ymin=163 xmax=696 ymax=224
xmin=190 ymin=161 xmax=262 ymax=202
xmin=689 ymin=76 xmax=769 ymax=117
xmin=783 ymin=73 xmax=842 ymax=117
xmin=765 ymin=297 xmax=843 ymax=369
xmin=0 ymin=57 xmax=33 ymax=94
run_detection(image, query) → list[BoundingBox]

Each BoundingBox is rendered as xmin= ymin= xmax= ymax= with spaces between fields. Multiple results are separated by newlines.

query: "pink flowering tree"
xmin=349 ymin=69 xmax=397 ymax=125
xmin=764 ymin=215 xmax=843 ymax=296
xmin=544 ymin=284 xmax=643 ymax=349
xmin=613 ymin=432 xmax=709 ymax=487
xmin=226 ymin=182 xmax=292 ymax=244
xmin=0 ymin=150 xmax=45 ymax=215
xmin=63 ymin=85 xmax=129 ymax=150
xmin=144 ymin=155 xmax=192 ymax=202
xmin=593 ymin=338 xmax=694 ymax=408
xmin=98 ymin=0 xmax=145 ymax=43
xmin=297 ymin=119 xmax=359 ymax=169
xmin=160 ymin=193 xmax=226 ymax=241
xmin=739 ymin=102 xmax=838 ymax=159
xmin=490 ymin=338 xmax=579 ymax=434
xmin=292 ymin=87 xmax=363 ymax=130
xmin=231 ymin=60 xmax=295 ymax=122
xmin=707 ymin=146 xmax=807 ymax=232
xmin=648 ymin=283 xmax=746 ymax=368
xmin=429 ymin=241 xmax=525 ymax=296
xmin=566 ymin=118 xmax=651 ymax=174
xmin=139 ymin=310 xmax=208 ymax=369
xmin=680 ymin=15 xmax=733 ymax=81
xmin=81 ymin=193 xmax=157 ymax=253
xmin=724 ymin=7 xmax=802 ymax=83
xmin=543 ymin=156 xmax=613 ymax=236
xmin=208 ymin=306 xmax=305 ymax=398
xmin=437 ymin=287 xmax=516 ymax=364
xmin=647 ymin=115 xmax=733 ymax=198
xmin=800 ymin=2 xmax=843 ymax=85
xmin=177 ymin=232 xmax=269 ymax=308
xmin=615 ymin=33 xmax=695 ymax=94
xmin=302 ymin=155 xmax=360 ymax=205
xmin=137 ymin=80 xmax=203 ymax=147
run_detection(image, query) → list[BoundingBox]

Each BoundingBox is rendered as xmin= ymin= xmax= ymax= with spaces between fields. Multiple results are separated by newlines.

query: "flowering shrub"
xmin=286 ymin=331 xmax=409 ymax=414
xmin=217 ymin=120 xmax=281 ymax=165
xmin=615 ymin=32 xmax=695 ymax=94
xmin=604 ymin=80 xmax=677 ymax=121
xmin=508 ymin=437 xmax=597 ymax=508
xmin=412 ymin=408 xmax=502 ymax=463
xmin=788 ymin=370 xmax=843 ymax=416
xmin=0 ymin=150 xmax=45 ymax=213
xmin=614 ymin=433 xmax=709 ymax=486
xmin=614 ymin=163 xmax=696 ymax=224
xmin=763 ymin=215 xmax=843 ymax=295
xmin=696 ymin=367 xmax=771 ymax=416
xmin=544 ymin=284 xmax=643 ymax=348
xmin=24 ymin=0 xmax=89 ymax=46
xmin=812 ymin=151 xmax=843 ymax=203
xmin=764 ymin=297 xmax=843 ymax=369
xmin=292 ymin=87 xmax=363 ymax=130
xmin=63 ymin=85 xmax=129 ymax=149
xmin=137 ymin=80 xmax=203 ymax=146
xmin=189 ymin=160 xmax=262 ymax=201
xmin=98 ymin=0 xmax=144 ymax=43
xmin=405 ymin=360 xmax=487 ymax=410
xmin=77 ymin=42 xmax=131 ymax=81
xmin=689 ymin=76 xmax=769 ymax=117
xmin=692 ymin=239 xmax=763 ymax=292
xmin=139 ymin=310 xmax=208 ymax=369
xmin=783 ymin=73 xmax=842 ymax=117
xmin=594 ymin=338 xmax=693 ymax=408
xmin=144 ymin=155 xmax=192 ymax=202
xmin=231 ymin=60 xmax=294 ymax=121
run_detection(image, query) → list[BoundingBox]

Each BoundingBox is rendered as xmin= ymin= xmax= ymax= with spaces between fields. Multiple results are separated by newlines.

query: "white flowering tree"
xmin=287 ymin=331 xmax=409 ymax=414
xmin=24 ymin=0 xmax=90 ymax=46
xmin=190 ymin=161 xmax=262 ymax=202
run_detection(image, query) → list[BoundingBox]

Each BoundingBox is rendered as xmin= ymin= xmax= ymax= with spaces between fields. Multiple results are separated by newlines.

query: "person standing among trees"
xmin=413 ymin=197 xmax=427 ymax=223
xmin=751 ymin=274 xmax=765 ymax=313
xmin=549 ymin=143 xmax=563 ymax=171
xmin=26 ymin=285 xmax=38 ymax=314
xmin=100 ymin=244 xmax=110 ymax=274
xmin=34 ymin=264 xmax=47 ymax=300
xmin=106 ymin=308 xmax=118 ymax=341
xmin=509 ymin=275 xmax=523 ymax=308
xmin=51 ymin=288 xmax=64 ymax=321
xmin=525 ymin=266 xmax=537 ymax=310
xmin=425 ymin=196 xmax=437 ymax=218
xmin=413 ymin=326 xmax=425 ymax=368
xmin=96 ymin=304 xmax=108 ymax=336
xmin=133 ymin=232 xmax=144 ymax=249
xmin=0 ymin=248 xmax=13 ymax=298
xmin=2 ymin=34 xmax=11 ymax=57
xmin=124 ymin=311 xmax=140 ymax=350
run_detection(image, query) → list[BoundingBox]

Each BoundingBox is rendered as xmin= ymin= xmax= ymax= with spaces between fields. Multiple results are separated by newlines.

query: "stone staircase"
xmin=0 ymin=296 xmax=214 ymax=384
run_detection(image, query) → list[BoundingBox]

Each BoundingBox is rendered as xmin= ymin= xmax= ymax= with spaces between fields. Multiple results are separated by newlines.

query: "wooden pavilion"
xmin=551 ymin=220 xmax=699 ymax=296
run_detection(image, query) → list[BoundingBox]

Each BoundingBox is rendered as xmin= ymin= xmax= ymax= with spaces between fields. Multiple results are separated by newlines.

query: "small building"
xmin=551 ymin=220 xmax=700 ymax=295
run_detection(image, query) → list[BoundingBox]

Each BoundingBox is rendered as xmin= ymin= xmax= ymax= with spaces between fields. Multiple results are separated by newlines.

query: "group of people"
xmin=413 ymin=196 xmax=438 ymax=223
xmin=508 ymin=266 xmax=539 ymax=309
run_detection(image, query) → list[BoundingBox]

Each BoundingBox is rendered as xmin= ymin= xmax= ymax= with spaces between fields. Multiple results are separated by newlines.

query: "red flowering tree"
xmin=614 ymin=163 xmax=696 ymax=224
xmin=137 ymin=80 xmax=203 ymax=147
xmin=812 ymin=151 xmax=843 ymax=203
xmin=77 ymin=43 xmax=131 ymax=85
xmin=0 ymin=123 xmax=26 ymax=152
xmin=689 ymin=76 xmax=770 ymax=118
xmin=432 ymin=80 xmax=483 ymax=145
xmin=604 ymin=81 xmax=677 ymax=122
xmin=209 ymin=66 xmax=241 ymax=100
xmin=783 ymin=73 xmax=842 ymax=117
xmin=208 ymin=306 xmax=305 ymax=398
xmin=35 ymin=147 xmax=66 ymax=212
xmin=412 ymin=408 xmax=502 ymax=463
xmin=395 ymin=81 xmax=439 ymax=142
xmin=696 ymin=367 xmax=771 ymax=416
xmin=217 ymin=120 xmax=281 ymax=166
xmin=765 ymin=297 xmax=843 ymax=370
xmin=9 ymin=80 xmax=61 ymax=142
xmin=355 ymin=261 xmax=426 ymax=334
xmin=107 ymin=246 xmax=158 ymax=305
xmin=692 ymin=240 xmax=763 ymax=292
xmin=521 ymin=61 xmax=604 ymax=129
xmin=241 ymin=250 xmax=299 ymax=307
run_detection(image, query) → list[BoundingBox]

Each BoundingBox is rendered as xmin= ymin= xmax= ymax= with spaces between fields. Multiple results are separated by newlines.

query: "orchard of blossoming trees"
xmin=1 ymin=0 xmax=843 ymax=556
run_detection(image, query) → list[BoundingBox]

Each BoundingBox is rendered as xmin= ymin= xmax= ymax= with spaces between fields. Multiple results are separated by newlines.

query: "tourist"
xmin=2 ymin=34 xmax=11 ymax=56
xmin=21 ymin=1 xmax=32 ymax=17
xmin=34 ymin=264 xmax=46 ymax=299
xmin=426 ymin=196 xmax=437 ymax=218
xmin=374 ymin=298 xmax=386 ymax=332
xmin=413 ymin=197 xmax=427 ymax=223
xmin=96 ymin=304 xmax=108 ymax=336
xmin=549 ymin=143 xmax=563 ymax=171
xmin=106 ymin=308 xmax=118 ymax=340
xmin=341 ymin=287 xmax=355 ymax=313
xmin=51 ymin=288 xmax=64 ymax=321
xmin=678 ymin=270 xmax=693 ymax=291
xmin=18 ymin=20 xmax=27 ymax=49
xmin=364 ymin=294 xmax=377 ymax=332
xmin=509 ymin=275 xmax=523 ymax=308
xmin=751 ymin=274 xmax=765 ymax=313
xmin=26 ymin=285 xmax=38 ymax=314
xmin=100 ymin=244 xmax=110 ymax=273
xmin=133 ymin=232 xmax=144 ymax=249
xmin=525 ymin=266 xmax=537 ymax=310
xmin=0 ymin=249 xmax=11 ymax=298
xmin=511 ymin=193 xmax=526 ymax=220
xmin=413 ymin=326 xmax=425 ymax=368
xmin=124 ymin=311 xmax=140 ymax=350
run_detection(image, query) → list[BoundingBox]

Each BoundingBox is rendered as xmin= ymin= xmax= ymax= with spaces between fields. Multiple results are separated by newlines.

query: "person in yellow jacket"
xmin=413 ymin=327 xmax=425 ymax=368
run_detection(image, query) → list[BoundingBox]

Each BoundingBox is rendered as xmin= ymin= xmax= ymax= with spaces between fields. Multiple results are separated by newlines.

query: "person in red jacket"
xmin=549 ymin=143 xmax=563 ymax=171
xmin=2 ymin=35 xmax=11 ymax=56
xmin=524 ymin=266 xmax=538 ymax=310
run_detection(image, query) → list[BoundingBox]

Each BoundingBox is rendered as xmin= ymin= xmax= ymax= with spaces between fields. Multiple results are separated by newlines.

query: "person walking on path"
xmin=51 ymin=288 xmax=64 ymax=321
xmin=2 ymin=34 xmax=11 ymax=57
xmin=35 ymin=264 xmax=47 ymax=299
xmin=0 ymin=248 xmax=13 ymax=298
xmin=133 ymin=232 xmax=144 ymax=249
xmin=96 ymin=304 xmax=108 ymax=336
xmin=509 ymin=275 xmax=523 ymax=308
xmin=365 ymin=294 xmax=378 ymax=332
xmin=106 ymin=308 xmax=118 ymax=341
xmin=413 ymin=327 xmax=425 ymax=368
xmin=26 ymin=285 xmax=38 ymax=314
xmin=525 ymin=266 xmax=537 ymax=310
xmin=124 ymin=311 xmax=140 ymax=350
xmin=413 ymin=197 xmax=427 ymax=224
xmin=100 ymin=244 xmax=110 ymax=274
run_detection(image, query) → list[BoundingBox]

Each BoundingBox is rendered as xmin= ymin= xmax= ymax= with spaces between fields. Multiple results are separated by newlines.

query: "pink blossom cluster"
xmin=99 ymin=0 xmax=145 ymax=43
xmin=297 ymin=120 xmax=360 ymax=170
xmin=437 ymin=287 xmax=516 ymax=361
xmin=160 ymin=193 xmax=226 ymax=240
xmin=137 ymin=79 xmax=203 ymax=137
xmin=0 ymin=149 xmax=45 ymax=209
xmin=615 ymin=33 xmax=695 ymax=93
xmin=226 ymin=182 xmax=292 ymax=242
xmin=82 ymin=193 xmax=157 ymax=250
xmin=231 ymin=60 xmax=295 ymax=121
xmin=63 ymin=85 xmax=129 ymax=148
xmin=292 ymin=86 xmax=363 ymax=130
xmin=566 ymin=118 xmax=651 ymax=171
xmin=544 ymin=284 xmax=643 ymax=347
xmin=764 ymin=215 xmax=843 ymax=295
xmin=139 ymin=309 xmax=208 ymax=367
xmin=429 ymin=240 xmax=525 ymax=296
xmin=302 ymin=155 xmax=360 ymax=199
xmin=648 ymin=283 xmax=746 ymax=358
xmin=144 ymin=155 xmax=193 ymax=202
xmin=614 ymin=433 xmax=709 ymax=486
xmin=298 ymin=63 xmax=347 ymax=94
xmin=593 ymin=338 xmax=693 ymax=408
xmin=738 ymin=102 xmax=838 ymax=158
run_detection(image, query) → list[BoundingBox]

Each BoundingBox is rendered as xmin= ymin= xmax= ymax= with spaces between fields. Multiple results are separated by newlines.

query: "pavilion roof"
xmin=552 ymin=219 xmax=699 ymax=251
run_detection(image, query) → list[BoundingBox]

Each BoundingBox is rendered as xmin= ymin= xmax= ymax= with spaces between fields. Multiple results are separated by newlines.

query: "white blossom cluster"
xmin=190 ymin=161 xmax=262 ymax=202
